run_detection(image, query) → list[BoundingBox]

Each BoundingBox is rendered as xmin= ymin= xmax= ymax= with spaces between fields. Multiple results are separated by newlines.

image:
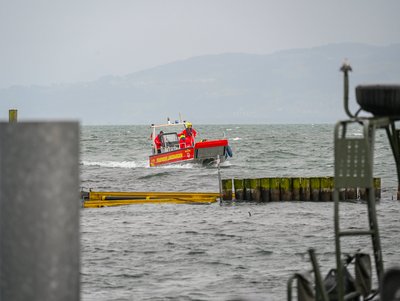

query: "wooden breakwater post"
xmin=0 ymin=122 xmax=80 ymax=301
xmin=280 ymin=177 xmax=292 ymax=201
xmin=374 ymin=178 xmax=381 ymax=200
xmin=270 ymin=177 xmax=280 ymax=202
xmin=224 ymin=176 xmax=382 ymax=202
xmin=234 ymin=179 xmax=244 ymax=200
xmin=292 ymin=177 xmax=300 ymax=201
xmin=300 ymin=177 xmax=311 ymax=201
xmin=346 ymin=186 xmax=357 ymax=200
xmin=261 ymin=178 xmax=271 ymax=202
xmin=244 ymin=178 xmax=251 ymax=201
xmin=221 ymin=178 xmax=233 ymax=200
xmin=292 ymin=177 xmax=311 ymax=201
xmin=9 ymin=109 xmax=17 ymax=122
xmin=320 ymin=177 xmax=334 ymax=202
xmin=310 ymin=177 xmax=321 ymax=201
xmin=243 ymin=178 xmax=261 ymax=201
xmin=250 ymin=178 xmax=261 ymax=201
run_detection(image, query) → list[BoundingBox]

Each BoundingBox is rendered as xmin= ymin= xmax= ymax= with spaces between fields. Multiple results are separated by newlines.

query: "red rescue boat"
xmin=149 ymin=121 xmax=232 ymax=167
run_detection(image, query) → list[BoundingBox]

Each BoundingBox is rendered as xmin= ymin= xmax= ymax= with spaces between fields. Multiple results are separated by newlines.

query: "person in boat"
xmin=154 ymin=130 xmax=164 ymax=153
xmin=178 ymin=122 xmax=197 ymax=146
xmin=179 ymin=134 xmax=186 ymax=149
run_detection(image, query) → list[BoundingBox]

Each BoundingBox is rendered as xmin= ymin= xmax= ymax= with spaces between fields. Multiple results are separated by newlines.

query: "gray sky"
xmin=1 ymin=0 xmax=400 ymax=89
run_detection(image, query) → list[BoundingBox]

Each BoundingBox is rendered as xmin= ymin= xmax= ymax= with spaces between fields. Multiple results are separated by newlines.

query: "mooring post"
xmin=0 ymin=122 xmax=80 ymax=301
xmin=8 ymin=109 xmax=17 ymax=122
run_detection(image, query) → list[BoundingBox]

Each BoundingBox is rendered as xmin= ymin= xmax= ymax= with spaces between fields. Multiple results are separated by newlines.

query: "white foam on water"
xmin=148 ymin=162 xmax=196 ymax=169
xmin=233 ymin=137 xmax=242 ymax=141
xmin=82 ymin=160 xmax=146 ymax=168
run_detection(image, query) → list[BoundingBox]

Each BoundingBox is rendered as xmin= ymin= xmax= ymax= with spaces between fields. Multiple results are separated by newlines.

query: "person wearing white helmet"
xmin=178 ymin=122 xmax=197 ymax=146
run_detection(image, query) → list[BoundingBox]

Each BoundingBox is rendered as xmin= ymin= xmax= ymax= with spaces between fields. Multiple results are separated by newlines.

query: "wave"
xmin=137 ymin=171 xmax=172 ymax=179
xmin=232 ymin=137 xmax=242 ymax=141
xmin=151 ymin=162 xmax=197 ymax=169
xmin=81 ymin=160 xmax=147 ymax=168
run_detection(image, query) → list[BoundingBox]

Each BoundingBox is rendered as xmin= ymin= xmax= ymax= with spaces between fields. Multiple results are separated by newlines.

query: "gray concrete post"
xmin=0 ymin=122 xmax=80 ymax=301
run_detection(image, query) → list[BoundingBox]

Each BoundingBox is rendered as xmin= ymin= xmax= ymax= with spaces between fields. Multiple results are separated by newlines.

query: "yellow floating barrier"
xmin=83 ymin=191 xmax=219 ymax=208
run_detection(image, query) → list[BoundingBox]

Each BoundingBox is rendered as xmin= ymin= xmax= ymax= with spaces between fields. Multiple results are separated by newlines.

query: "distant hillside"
xmin=1 ymin=43 xmax=400 ymax=124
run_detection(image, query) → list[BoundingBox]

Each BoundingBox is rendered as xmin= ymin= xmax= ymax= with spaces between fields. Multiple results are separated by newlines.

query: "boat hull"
xmin=149 ymin=139 xmax=229 ymax=167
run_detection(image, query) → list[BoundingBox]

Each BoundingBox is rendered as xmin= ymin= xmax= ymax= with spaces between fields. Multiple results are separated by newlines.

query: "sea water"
xmin=80 ymin=124 xmax=400 ymax=301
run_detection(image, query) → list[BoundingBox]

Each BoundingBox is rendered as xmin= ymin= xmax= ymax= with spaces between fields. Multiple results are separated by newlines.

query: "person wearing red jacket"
xmin=154 ymin=131 xmax=164 ymax=153
xmin=179 ymin=134 xmax=187 ymax=148
xmin=178 ymin=122 xmax=197 ymax=147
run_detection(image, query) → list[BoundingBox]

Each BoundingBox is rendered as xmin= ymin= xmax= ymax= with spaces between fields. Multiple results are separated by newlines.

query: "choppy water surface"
xmin=81 ymin=124 xmax=400 ymax=301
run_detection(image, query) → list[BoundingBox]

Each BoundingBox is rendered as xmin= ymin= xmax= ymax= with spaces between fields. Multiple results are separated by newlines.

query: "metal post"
xmin=308 ymin=248 xmax=329 ymax=301
xmin=217 ymin=155 xmax=223 ymax=205
xmin=340 ymin=62 xmax=354 ymax=119
xmin=0 ymin=122 xmax=80 ymax=301
xmin=384 ymin=121 xmax=400 ymax=199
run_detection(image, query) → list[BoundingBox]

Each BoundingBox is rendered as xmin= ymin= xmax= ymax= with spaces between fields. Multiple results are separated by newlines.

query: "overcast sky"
xmin=1 ymin=0 xmax=400 ymax=89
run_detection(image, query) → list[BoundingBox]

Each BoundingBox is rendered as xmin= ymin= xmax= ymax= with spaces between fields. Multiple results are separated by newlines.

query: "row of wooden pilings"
xmin=221 ymin=177 xmax=381 ymax=202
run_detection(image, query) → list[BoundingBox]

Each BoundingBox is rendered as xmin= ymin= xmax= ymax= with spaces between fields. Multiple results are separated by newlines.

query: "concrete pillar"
xmin=0 ymin=122 xmax=80 ymax=301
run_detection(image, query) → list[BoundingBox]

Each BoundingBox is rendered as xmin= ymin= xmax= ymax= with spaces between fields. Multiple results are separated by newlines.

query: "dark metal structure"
xmin=288 ymin=63 xmax=400 ymax=301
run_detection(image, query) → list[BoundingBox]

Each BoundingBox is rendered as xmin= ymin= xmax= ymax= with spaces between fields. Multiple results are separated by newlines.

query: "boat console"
xmin=161 ymin=132 xmax=180 ymax=152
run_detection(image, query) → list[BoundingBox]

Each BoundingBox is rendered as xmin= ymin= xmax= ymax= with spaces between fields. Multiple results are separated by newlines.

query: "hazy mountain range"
xmin=1 ymin=43 xmax=400 ymax=125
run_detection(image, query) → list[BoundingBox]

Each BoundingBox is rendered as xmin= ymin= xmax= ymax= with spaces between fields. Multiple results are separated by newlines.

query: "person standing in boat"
xmin=179 ymin=134 xmax=187 ymax=148
xmin=154 ymin=130 xmax=164 ymax=153
xmin=178 ymin=122 xmax=197 ymax=146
